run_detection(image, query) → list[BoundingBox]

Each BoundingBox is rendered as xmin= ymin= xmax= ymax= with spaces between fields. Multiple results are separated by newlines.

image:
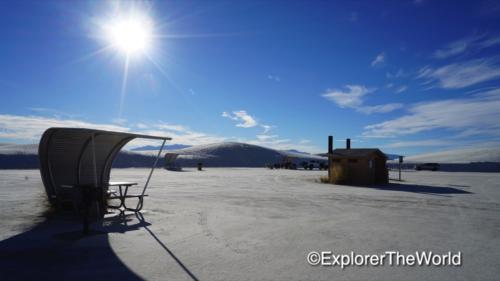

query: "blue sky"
xmin=1 ymin=0 xmax=500 ymax=155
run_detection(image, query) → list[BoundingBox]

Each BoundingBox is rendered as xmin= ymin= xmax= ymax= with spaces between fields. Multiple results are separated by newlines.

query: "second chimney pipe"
xmin=346 ymin=138 xmax=351 ymax=149
xmin=328 ymin=136 xmax=333 ymax=154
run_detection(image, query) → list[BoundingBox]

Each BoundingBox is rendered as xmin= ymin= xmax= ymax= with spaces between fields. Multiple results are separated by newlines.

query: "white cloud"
xmin=221 ymin=111 xmax=237 ymax=121
xmin=223 ymin=110 xmax=275 ymax=135
xmin=222 ymin=110 xmax=258 ymax=128
xmin=322 ymin=85 xmax=402 ymax=114
xmin=256 ymin=134 xmax=279 ymax=141
xmin=260 ymin=124 xmax=273 ymax=134
xmin=433 ymin=34 xmax=500 ymax=59
xmin=395 ymin=85 xmax=407 ymax=94
xmin=386 ymin=69 xmax=404 ymax=79
xmin=28 ymin=107 xmax=81 ymax=119
xmin=349 ymin=12 xmax=358 ymax=22
xmin=481 ymin=36 xmax=500 ymax=48
xmin=371 ymin=52 xmax=385 ymax=67
xmin=363 ymin=88 xmax=500 ymax=138
xmin=247 ymin=134 xmax=321 ymax=153
xmin=0 ymin=114 xmax=230 ymax=148
xmin=112 ymin=118 xmax=127 ymax=125
xmin=417 ymin=58 xmax=500 ymax=89
xmin=135 ymin=123 xmax=149 ymax=129
xmin=139 ymin=129 xmax=227 ymax=146
xmin=322 ymin=85 xmax=372 ymax=108
xmin=267 ymin=75 xmax=281 ymax=82
xmin=155 ymin=123 xmax=190 ymax=133
xmin=383 ymin=139 xmax=455 ymax=148
xmin=433 ymin=37 xmax=473 ymax=59
xmin=357 ymin=103 xmax=404 ymax=114
xmin=0 ymin=114 xmax=129 ymax=141
xmin=0 ymin=114 xmax=322 ymax=152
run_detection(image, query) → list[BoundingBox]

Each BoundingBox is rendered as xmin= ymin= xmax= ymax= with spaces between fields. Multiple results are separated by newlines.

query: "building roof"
xmin=332 ymin=148 xmax=386 ymax=159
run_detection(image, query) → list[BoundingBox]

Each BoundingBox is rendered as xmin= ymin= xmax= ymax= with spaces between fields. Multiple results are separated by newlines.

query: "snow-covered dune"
xmin=134 ymin=141 xmax=327 ymax=167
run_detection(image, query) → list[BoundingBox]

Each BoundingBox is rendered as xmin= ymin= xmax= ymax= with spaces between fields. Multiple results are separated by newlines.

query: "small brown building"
xmin=329 ymin=148 xmax=388 ymax=185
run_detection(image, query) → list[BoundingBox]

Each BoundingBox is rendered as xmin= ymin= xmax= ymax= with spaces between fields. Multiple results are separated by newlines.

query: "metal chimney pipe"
xmin=346 ymin=138 xmax=351 ymax=149
xmin=328 ymin=136 xmax=333 ymax=182
xmin=328 ymin=136 xmax=333 ymax=154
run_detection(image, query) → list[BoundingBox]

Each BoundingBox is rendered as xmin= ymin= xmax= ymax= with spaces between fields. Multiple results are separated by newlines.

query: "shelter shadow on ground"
xmin=367 ymin=182 xmax=473 ymax=195
xmin=0 ymin=212 xmax=199 ymax=281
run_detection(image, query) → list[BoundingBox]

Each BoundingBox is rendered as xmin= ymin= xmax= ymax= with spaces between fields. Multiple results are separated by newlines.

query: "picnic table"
xmin=107 ymin=181 xmax=147 ymax=211
xmin=59 ymin=181 xmax=148 ymax=234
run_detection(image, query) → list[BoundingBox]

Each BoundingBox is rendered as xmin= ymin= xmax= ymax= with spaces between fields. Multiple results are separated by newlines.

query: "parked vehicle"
xmin=415 ymin=163 xmax=440 ymax=171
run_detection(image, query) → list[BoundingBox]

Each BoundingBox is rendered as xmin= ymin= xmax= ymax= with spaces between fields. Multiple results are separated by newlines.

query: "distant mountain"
xmin=315 ymin=151 xmax=402 ymax=160
xmin=0 ymin=143 xmax=38 ymax=155
xmin=403 ymin=146 xmax=500 ymax=163
xmin=284 ymin=149 xmax=310 ymax=155
xmin=4 ymin=141 xmax=499 ymax=170
xmin=385 ymin=153 xmax=402 ymax=161
xmin=0 ymin=142 xmax=326 ymax=169
xmin=131 ymin=144 xmax=191 ymax=151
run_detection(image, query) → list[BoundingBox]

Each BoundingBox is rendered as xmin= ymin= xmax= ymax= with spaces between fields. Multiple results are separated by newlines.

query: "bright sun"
xmin=105 ymin=15 xmax=153 ymax=55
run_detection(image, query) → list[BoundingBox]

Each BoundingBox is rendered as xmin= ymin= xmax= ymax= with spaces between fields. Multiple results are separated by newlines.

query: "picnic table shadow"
xmin=0 ymin=211 xmax=200 ymax=281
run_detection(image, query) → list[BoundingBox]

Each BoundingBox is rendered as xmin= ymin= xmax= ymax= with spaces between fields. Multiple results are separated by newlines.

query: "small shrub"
xmin=320 ymin=176 xmax=330 ymax=183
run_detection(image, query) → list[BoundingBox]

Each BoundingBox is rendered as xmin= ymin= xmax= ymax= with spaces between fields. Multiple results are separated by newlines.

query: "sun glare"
xmin=94 ymin=7 xmax=163 ymax=119
xmin=105 ymin=15 xmax=153 ymax=55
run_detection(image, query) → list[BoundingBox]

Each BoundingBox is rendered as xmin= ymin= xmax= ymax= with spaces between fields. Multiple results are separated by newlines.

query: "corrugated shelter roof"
xmin=38 ymin=127 xmax=171 ymax=207
xmin=332 ymin=148 xmax=386 ymax=158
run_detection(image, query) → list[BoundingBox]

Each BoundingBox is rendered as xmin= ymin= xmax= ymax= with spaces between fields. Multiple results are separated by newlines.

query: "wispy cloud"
xmin=139 ymin=128 xmax=227 ymax=146
xmin=248 ymin=134 xmax=321 ymax=153
xmin=383 ymin=139 xmax=455 ymax=148
xmin=0 ymin=114 xmax=229 ymax=147
xmin=322 ymin=85 xmax=402 ymax=114
xmin=135 ymin=123 xmax=149 ymax=129
xmin=357 ymin=103 xmax=404 ymax=114
xmin=323 ymin=85 xmax=371 ymax=108
xmin=395 ymin=85 xmax=407 ymax=94
xmin=222 ymin=110 xmax=275 ymax=134
xmin=220 ymin=111 xmax=321 ymax=151
xmin=386 ymin=69 xmax=405 ymax=79
xmin=371 ymin=52 xmax=385 ymax=67
xmin=433 ymin=34 xmax=500 ymax=59
xmin=267 ymin=74 xmax=281 ymax=82
xmin=417 ymin=58 xmax=500 ymax=89
xmin=0 ymin=114 xmax=129 ymax=141
xmin=349 ymin=12 xmax=358 ymax=22
xmin=0 ymin=114 xmax=322 ymax=153
xmin=256 ymin=134 xmax=279 ymax=141
xmin=222 ymin=110 xmax=258 ymax=128
xmin=363 ymin=88 xmax=500 ymax=138
xmin=154 ymin=123 xmax=190 ymax=133
xmin=28 ymin=107 xmax=80 ymax=119
xmin=260 ymin=124 xmax=273 ymax=134
xmin=112 ymin=118 xmax=127 ymax=125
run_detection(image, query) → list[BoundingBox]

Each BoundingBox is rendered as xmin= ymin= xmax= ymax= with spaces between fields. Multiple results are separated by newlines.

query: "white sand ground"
xmin=1 ymin=168 xmax=500 ymax=281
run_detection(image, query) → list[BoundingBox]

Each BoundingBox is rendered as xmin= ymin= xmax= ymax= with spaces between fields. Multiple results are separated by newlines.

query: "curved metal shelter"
xmin=38 ymin=127 xmax=170 ymax=215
